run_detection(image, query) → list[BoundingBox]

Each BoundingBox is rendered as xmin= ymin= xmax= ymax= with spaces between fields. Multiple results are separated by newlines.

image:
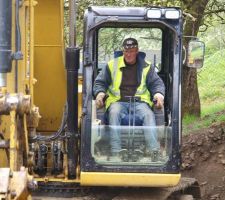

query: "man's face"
xmin=123 ymin=47 xmax=138 ymax=65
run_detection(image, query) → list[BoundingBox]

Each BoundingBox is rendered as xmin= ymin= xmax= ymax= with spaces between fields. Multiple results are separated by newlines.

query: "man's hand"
xmin=96 ymin=92 xmax=106 ymax=109
xmin=153 ymin=93 xmax=164 ymax=109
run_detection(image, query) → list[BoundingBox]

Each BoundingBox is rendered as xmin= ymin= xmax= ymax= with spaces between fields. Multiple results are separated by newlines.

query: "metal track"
xmin=32 ymin=177 xmax=201 ymax=200
xmin=32 ymin=182 xmax=92 ymax=198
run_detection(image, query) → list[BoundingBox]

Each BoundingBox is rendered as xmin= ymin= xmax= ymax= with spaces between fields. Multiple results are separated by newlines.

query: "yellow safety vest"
xmin=106 ymin=55 xmax=152 ymax=109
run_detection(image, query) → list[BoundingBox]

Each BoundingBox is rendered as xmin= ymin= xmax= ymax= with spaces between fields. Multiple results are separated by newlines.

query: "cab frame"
xmin=81 ymin=6 xmax=182 ymax=174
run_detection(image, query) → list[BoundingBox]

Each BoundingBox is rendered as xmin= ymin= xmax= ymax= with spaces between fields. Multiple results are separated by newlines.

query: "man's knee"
xmin=134 ymin=103 xmax=153 ymax=121
xmin=141 ymin=108 xmax=156 ymax=126
xmin=144 ymin=110 xmax=155 ymax=120
xmin=108 ymin=103 xmax=122 ymax=116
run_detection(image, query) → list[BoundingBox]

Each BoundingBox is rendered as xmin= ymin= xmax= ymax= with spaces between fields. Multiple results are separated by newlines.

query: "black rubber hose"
xmin=0 ymin=0 xmax=12 ymax=73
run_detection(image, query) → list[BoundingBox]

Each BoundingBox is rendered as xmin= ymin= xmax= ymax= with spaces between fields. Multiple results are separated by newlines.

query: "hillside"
xmin=198 ymin=49 xmax=225 ymax=110
xmin=182 ymin=120 xmax=225 ymax=200
xmin=181 ymin=41 xmax=225 ymax=199
xmin=183 ymin=49 xmax=225 ymax=134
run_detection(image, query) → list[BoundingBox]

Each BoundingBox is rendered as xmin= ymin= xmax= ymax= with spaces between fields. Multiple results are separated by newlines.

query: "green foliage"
xmin=183 ymin=17 xmax=225 ymax=133
xmin=200 ymin=0 xmax=225 ymax=32
xmin=64 ymin=0 xmax=225 ymax=117
xmin=66 ymin=0 xmax=225 ymax=48
xmin=183 ymin=47 xmax=225 ymax=134
xmin=98 ymin=27 xmax=162 ymax=61
xmin=66 ymin=0 xmax=183 ymax=46
xmin=198 ymin=49 xmax=225 ymax=105
xmin=199 ymin=23 xmax=225 ymax=57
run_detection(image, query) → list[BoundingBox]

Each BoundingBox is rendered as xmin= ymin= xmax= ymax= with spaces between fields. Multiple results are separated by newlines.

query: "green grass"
xmin=182 ymin=115 xmax=197 ymax=125
xmin=183 ymin=49 xmax=225 ymax=135
xmin=218 ymin=114 xmax=225 ymax=121
xmin=201 ymin=102 xmax=225 ymax=117
xmin=198 ymin=49 xmax=225 ymax=105
xmin=183 ymin=110 xmax=225 ymax=135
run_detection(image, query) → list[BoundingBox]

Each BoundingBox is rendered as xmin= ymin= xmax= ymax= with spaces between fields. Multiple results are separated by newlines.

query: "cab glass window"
xmin=91 ymin=27 xmax=171 ymax=166
xmin=97 ymin=28 xmax=162 ymax=71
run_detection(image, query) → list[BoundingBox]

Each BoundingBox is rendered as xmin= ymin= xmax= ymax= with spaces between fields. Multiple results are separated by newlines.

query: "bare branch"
xmin=204 ymin=9 xmax=225 ymax=15
xmin=183 ymin=11 xmax=197 ymax=21
xmin=199 ymin=23 xmax=209 ymax=32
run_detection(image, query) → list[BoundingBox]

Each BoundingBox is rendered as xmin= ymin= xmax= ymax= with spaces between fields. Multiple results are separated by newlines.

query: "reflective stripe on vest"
xmin=106 ymin=55 xmax=152 ymax=109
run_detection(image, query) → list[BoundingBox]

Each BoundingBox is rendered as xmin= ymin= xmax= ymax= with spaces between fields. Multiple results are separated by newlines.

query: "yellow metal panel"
xmin=34 ymin=0 xmax=63 ymax=45
xmin=29 ymin=0 xmax=35 ymax=105
xmin=34 ymin=0 xmax=66 ymax=131
xmin=0 ymin=0 xmax=27 ymax=168
xmin=80 ymin=172 xmax=181 ymax=187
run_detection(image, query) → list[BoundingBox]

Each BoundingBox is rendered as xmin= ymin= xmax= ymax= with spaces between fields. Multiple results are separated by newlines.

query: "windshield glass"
xmin=91 ymin=124 xmax=171 ymax=165
xmin=91 ymin=27 xmax=171 ymax=166
xmin=97 ymin=27 xmax=162 ymax=71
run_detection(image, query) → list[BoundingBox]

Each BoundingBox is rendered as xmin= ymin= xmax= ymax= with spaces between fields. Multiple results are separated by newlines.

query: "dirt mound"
xmin=182 ymin=122 xmax=225 ymax=200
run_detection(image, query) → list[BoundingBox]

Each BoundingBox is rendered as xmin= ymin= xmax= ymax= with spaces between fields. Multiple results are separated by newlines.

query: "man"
xmin=93 ymin=38 xmax=165 ymax=161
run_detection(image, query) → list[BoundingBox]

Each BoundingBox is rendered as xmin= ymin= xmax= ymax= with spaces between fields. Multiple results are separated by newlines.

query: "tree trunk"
xmin=182 ymin=0 xmax=209 ymax=117
xmin=182 ymin=67 xmax=201 ymax=116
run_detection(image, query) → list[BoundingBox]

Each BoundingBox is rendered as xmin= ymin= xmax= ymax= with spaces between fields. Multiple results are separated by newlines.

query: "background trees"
xmin=66 ymin=0 xmax=225 ymax=117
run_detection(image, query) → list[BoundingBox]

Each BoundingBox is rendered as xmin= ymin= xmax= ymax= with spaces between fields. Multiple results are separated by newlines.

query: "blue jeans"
xmin=107 ymin=102 xmax=159 ymax=154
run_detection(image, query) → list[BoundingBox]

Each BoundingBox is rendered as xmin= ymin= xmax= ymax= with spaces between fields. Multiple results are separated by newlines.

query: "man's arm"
xmin=93 ymin=64 xmax=111 ymax=108
xmin=146 ymin=66 xmax=165 ymax=109
xmin=93 ymin=64 xmax=111 ymax=97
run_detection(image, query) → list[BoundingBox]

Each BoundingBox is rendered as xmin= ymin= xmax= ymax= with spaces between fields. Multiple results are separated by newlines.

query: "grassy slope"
xmin=198 ymin=49 xmax=225 ymax=108
xmin=183 ymin=49 xmax=225 ymax=134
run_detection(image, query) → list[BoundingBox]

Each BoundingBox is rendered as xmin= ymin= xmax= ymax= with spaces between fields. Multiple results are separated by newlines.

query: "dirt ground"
xmin=32 ymin=121 xmax=225 ymax=200
xmin=182 ymin=121 xmax=225 ymax=200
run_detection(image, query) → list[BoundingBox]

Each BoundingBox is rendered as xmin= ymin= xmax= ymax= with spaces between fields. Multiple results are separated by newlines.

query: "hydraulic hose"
xmin=65 ymin=47 xmax=80 ymax=179
xmin=0 ymin=0 xmax=12 ymax=74
xmin=14 ymin=0 xmax=23 ymax=92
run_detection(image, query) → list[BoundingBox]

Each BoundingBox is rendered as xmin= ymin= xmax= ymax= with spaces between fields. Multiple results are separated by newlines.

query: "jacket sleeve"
xmin=93 ymin=64 xmax=112 ymax=98
xmin=146 ymin=66 xmax=165 ymax=98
